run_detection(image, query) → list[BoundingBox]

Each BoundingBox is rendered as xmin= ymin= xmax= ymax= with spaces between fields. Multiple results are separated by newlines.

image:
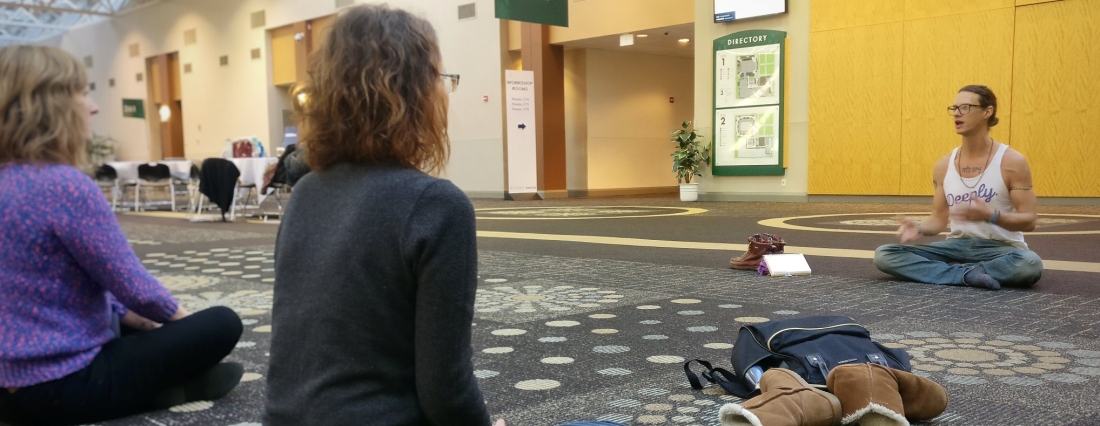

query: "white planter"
xmin=679 ymin=183 xmax=699 ymax=202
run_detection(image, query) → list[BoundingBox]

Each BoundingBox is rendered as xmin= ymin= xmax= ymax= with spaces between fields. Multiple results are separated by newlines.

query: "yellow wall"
xmin=809 ymin=0 xmax=1098 ymax=197
xmin=270 ymin=25 xmax=296 ymax=87
xmin=899 ymin=8 xmax=1014 ymax=195
xmin=808 ymin=22 xmax=903 ymax=195
xmin=809 ymin=0 xmax=903 ymax=32
xmin=1011 ymin=0 xmax=1100 ymax=197
xmin=1016 ymin=0 xmax=1059 ymax=4
xmin=903 ymin=0 xmax=1013 ymax=20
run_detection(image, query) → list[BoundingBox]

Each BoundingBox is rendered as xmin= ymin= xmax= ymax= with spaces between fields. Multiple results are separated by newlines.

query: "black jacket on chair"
xmin=262 ymin=144 xmax=297 ymax=194
xmin=198 ymin=158 xmax=240 ymax=218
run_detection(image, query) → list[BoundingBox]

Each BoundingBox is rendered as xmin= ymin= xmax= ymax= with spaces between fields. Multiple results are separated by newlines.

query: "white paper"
xmin=762 ymin=253 xmax=811 ymax=276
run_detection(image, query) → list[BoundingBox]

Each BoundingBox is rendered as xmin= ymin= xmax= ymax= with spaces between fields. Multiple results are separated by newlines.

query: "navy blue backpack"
xmin=685 ymin=315 xmax=912 ymax=398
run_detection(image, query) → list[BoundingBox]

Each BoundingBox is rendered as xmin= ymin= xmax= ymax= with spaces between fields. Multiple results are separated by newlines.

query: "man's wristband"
xmin=916 ymin=222 xmax=923 ymax=236
xmin=989 ymin=210 xmax=1001 ymax=224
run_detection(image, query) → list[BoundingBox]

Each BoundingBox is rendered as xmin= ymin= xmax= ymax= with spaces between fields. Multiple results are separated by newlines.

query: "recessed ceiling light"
xmin=678 ymin=38 xmax=690 ymax=43
xmin=637 ymin=34 xmax=648 ymax=38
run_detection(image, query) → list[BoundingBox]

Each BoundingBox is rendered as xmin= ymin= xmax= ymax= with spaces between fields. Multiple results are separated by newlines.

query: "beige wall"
xmin=53 ymin=0 xmax=507 ymax=196
xmin=553 ymin=0 xmax=695 ymax=44
xmin=507 ymin=0 xmax=695 ymax=51
xmin=693 ymin=0 xmax=811 ymax=201
xmin=564 ymin=49 xmax=588 ymax=191
xmin=567 ymin=49 xmax=694 ymax=191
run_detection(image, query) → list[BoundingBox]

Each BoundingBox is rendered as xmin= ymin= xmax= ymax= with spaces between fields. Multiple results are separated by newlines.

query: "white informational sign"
xmin=714 ymin=0 xmax=786 ymax=23
xmin=715 ymin=44 xmax=781 ymax=109
xmin=714 ymin=105 xmax=780 ymax=167
xmin=505 ymin=70 xmax=538 ymax=195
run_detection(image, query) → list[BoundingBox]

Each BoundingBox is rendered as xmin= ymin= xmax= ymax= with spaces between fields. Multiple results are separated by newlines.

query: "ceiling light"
xmin=637 ymin=34 xmax=648 ymax=38
xmin=678 ymin=38 xmax=690 ymax=43
xmin=158 ymin=105 xmax=171 ymax=123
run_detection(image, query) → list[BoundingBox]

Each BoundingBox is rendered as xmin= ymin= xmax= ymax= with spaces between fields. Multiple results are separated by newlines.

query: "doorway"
xmin=145 ymin=52 xmax=184 ymax=160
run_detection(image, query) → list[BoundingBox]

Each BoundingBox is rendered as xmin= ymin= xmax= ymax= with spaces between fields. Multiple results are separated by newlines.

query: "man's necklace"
xmin=956 ymin=138 xmax=995 ymax=189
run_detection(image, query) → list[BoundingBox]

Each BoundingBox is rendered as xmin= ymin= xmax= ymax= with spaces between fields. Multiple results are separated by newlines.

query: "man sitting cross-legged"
xmin=874 ymin=85 xmax=1043 ymax=290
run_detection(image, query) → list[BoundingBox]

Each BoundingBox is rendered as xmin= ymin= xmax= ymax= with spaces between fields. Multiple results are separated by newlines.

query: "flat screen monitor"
xmin=715 ymin=0 xmax=787 ymax=23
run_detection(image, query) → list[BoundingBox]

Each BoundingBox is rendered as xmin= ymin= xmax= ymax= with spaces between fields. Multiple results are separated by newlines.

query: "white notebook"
xmin=762 ymin=253 xmax=812 ymax=276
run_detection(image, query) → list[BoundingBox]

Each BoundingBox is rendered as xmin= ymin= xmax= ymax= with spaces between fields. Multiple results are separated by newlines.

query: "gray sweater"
xmin=263 ymin=162 xmax=490 ymax=426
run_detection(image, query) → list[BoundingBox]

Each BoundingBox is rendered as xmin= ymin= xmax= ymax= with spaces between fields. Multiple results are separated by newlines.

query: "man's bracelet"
xmin=989 ymin=210 xmax=1001 ymax=224
xmin=916 ymin=223 xmax=923 ymax=236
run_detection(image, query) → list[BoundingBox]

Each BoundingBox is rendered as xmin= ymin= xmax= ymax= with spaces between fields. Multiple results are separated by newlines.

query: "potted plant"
xmin=670 ymin=120 xmax=710 ymax=202
xmin=86 ymin=133 xmax=117 ymax=168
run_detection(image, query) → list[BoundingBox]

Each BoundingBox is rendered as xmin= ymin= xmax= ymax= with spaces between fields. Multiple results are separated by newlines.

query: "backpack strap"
xmin=683 ymin=359 xmax=742 ymax=395
xmin=804 ymin=354 xmax=831 ymax=380
xmin=866 ymin=352 xmax=890 ymax=367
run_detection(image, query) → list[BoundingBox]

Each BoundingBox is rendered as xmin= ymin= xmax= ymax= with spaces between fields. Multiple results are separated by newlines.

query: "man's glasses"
xmin=441 ymin=74 xmax=460 ymax=94
xmin=947 ymin=103 xmax=982 ymax=116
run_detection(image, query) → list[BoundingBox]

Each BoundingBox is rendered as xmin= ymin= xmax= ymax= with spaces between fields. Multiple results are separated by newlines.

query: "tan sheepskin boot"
xmin=892 ymin=366 xmax=949 ymax=421
xmin=719 ymin=369 xmax=842 ymax=426
xmin=760 ymin=368 xmax=814 ymax=393
xmin=825 ymin=364 xmax=908 ymax=426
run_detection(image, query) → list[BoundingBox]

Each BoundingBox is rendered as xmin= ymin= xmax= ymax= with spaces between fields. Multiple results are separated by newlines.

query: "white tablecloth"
xmin=107 ymin=160 xmax=193 ymax=181
xmin=231 ymin=157 xmax=279 ymax=202
xmin=230 ymin=158 xmax=278 ymax=186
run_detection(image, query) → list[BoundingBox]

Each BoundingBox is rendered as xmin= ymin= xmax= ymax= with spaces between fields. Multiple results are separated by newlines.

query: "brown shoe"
xmin=731 ymin=235 xmax=773 ymax=270
xmin=762 ymin=233 xmax=786 ymax=253
xmin=719 ymin=383 xmax=842 ymax=426
xmin=825 ymin=364 xmax=908 ymax=425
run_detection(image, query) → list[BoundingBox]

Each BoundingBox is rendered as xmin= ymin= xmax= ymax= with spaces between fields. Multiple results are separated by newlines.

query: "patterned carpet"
xmin=17 ymin=203 xmax=1100 ymax=426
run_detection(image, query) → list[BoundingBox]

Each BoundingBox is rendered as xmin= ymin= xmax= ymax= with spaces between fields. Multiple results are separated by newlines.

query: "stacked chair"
xmin=133 ymin=163 xmax=175 ymax=212
xmin=93 ymin=165 xmax=120 ymax=210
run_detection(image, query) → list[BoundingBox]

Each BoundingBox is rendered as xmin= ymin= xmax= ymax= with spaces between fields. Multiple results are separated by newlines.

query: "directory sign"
xmin=712 ymin=30 xmax=786 ymax=176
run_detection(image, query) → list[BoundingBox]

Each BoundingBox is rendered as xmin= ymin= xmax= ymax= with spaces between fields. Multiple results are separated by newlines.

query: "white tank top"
xmin=943 ymin=143 xmax=1027 ymax=249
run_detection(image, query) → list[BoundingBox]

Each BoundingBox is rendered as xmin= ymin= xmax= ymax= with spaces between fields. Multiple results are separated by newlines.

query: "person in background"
xmin=874 ymin=85 xmax=1043 ymax=290
xmin=262 ymin=4 xmax=502 ymax=425
xmin=0 ymin=45 xmax=244 ymax=426
xmin=283 ymin=143 xmax=311 ymax=186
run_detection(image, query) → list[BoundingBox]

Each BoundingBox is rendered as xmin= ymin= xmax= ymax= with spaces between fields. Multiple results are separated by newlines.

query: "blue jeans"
xmin=874 ymin=237 xmax=1042 ymax=287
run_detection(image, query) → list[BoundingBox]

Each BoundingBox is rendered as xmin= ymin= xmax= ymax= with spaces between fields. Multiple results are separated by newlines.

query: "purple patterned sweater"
xmin=0 ymin=163 xmax=178 ymax=388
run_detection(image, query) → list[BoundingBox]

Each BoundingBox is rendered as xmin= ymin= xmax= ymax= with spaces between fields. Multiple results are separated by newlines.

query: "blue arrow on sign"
xmin=518 ymin=123 xmax=527 ymax=130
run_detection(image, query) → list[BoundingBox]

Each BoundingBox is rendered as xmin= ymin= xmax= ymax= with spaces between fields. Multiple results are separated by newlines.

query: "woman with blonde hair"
xmin=263 ymin=4 xmax=503 ymax=425
xmin=0 ymin=45 xmax=244 ymax=426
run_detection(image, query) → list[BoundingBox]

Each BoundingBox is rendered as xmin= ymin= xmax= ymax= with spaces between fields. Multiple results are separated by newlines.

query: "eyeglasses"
xmin=947 ymin=103 xmax=982 ymax=115
xmin=441 ymin=73 xmax=460 ymax=94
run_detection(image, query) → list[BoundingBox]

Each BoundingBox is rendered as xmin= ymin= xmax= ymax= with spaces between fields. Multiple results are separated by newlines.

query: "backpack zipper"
xmin=766 ymin=323 xmax=862 ymax=351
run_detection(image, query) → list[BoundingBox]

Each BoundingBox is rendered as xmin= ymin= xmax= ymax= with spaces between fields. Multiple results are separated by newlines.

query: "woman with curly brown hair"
xmin=263 ymin=5 xmax=501 ymax=426
xmin=0 ymin=45 xmax=244 ymax=426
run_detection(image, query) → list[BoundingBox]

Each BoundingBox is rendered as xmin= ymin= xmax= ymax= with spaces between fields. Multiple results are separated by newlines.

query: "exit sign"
xmin=122 ymin=98 xmax=145 ymax=119
xmin=495 ymin=0 xmax=568 ymax=27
